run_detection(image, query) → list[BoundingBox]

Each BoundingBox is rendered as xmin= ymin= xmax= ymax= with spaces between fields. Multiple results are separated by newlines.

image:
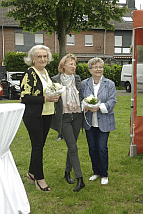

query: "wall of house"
xmin=0 ymin=27 xmax=115 ymax=66
xmin=66 ymin=30 xmax=114 ymax=56
xmin=0 ymin=28 xmax=2 ymax=65
xmin=0 ymin=27 xmax=15 ymax=65
xmin=0 ymin=28 xmax=57 ymax=66
xmin=114 ymin=30 xmax=132 ymax=48
xmin=44 ymin=31 xmax=57 ymax=54
xmin=106 ymin=31 xmax=114 ymax=55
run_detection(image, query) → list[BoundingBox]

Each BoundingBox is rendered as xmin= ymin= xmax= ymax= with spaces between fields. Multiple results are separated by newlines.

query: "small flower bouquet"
xmin=45 ymin=82 xmax=66 ymax=96
xmin=82 ymin=94 xmax=101 ymax=109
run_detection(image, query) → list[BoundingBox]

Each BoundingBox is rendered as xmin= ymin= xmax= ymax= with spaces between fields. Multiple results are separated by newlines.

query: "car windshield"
xmin=11 ymin=73 xmax=23 ymax=81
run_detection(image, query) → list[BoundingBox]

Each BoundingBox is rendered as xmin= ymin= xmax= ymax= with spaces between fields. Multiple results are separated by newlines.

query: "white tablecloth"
xmin=0 ymin=103 xmax=30 ymax=214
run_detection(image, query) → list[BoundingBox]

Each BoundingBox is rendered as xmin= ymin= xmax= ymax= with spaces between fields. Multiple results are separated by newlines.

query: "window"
xmin=114 ymin=36 xmax=122 ymax=46
xmin=123 ymin=48 xmax=130 ymax=53
xmin=122 ymin=17 xmax=133 ymax=22
xmin=67 ymin=34 xmax=75 ymax=45
xmin=114 ymin=48 xmax=122 ymax=53
xmin=15 ymin=33 xmax=24 ymax=45
xmin=85 ymin=35 xmax=93 ymax=46
xmin=35 ymin=34 xmax=43 ymax=44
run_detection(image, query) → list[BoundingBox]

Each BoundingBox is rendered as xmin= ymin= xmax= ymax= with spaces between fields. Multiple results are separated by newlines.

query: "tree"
xmin=137 ymin=45 xmax=143 ymax=63
xmin=1 ymin=0 xmax=127 ymax=60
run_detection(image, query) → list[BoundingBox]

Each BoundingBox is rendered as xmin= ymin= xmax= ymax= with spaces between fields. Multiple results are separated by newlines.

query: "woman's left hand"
xmin=45 ymin=94 xmax=59 ymax=102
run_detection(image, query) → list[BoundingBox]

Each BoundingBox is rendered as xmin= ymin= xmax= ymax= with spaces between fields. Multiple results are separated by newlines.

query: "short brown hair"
xmin=58 ymin=53 xmax=77 ymax=73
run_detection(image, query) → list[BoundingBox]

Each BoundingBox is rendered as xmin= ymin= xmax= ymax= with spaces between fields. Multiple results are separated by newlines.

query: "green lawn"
xmin=1 ymin=95 xmax=143 ymax=214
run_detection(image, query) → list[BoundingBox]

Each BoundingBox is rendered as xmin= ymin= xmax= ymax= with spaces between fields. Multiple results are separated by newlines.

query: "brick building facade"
xmin=0 ymin=0 xmax=135 ymax=67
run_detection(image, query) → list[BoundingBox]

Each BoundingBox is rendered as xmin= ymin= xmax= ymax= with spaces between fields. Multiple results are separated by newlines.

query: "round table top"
xmin=0 ymin=103 xmax=25 ymax=112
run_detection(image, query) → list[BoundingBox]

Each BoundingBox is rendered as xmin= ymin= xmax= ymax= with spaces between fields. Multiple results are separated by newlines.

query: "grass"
xmin=1 ymin=95 xmax=143 ymax=214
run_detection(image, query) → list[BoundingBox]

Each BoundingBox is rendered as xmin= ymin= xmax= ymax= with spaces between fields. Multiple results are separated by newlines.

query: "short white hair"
xmin=24 ymin=45 xmax=53 ymax=66
xmin=88 ymin=57 xmax=104 ymax=69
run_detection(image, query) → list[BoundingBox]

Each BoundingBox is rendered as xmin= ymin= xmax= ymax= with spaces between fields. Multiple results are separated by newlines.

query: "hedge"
xmin=3 ymin=52 xmax=122 ymax=86
xmin=3 ymin=51 xmax=28 ymax=72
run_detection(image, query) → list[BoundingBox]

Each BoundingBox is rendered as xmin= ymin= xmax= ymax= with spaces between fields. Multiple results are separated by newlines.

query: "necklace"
xmin=39 ymin=71 xmax=49 ymax=83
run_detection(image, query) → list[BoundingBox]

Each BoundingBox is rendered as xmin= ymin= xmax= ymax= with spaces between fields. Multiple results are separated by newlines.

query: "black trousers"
xmin=23 ymin=115 xmax=52 ymax=180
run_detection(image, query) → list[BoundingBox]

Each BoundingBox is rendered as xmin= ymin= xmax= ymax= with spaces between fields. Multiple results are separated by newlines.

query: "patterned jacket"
xmin=81 ymin=76 xmax=117 ymax=132
xmin=21 ymin=67 xmax=45 ymax=117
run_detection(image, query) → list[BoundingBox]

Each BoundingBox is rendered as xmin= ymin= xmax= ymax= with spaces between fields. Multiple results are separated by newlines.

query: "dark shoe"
xmin=26 ymin=173 xmax=35 ymax=184
xmin=73 ymin=177 xmax=85 ymax=192
xmin=35 ymin=180 xmax=51 ymax=192
xmin=65 ymin=171 xmax=75 ymax=184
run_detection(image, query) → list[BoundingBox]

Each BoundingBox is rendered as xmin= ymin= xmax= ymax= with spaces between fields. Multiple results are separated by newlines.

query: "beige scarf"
xmin=60 ymin=73 xmax=80 ymax=111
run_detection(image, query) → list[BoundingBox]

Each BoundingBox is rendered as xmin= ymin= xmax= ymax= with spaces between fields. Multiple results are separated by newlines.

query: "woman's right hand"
xmin=84 ymin=106 xmax=99 ymax=113
xmin=45 ymin=94 xmax=59 ymax=102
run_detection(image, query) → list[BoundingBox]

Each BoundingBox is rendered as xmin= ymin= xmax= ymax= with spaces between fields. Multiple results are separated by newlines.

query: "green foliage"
xmin=103 ymin=63 xmax=122 ymax=86
xmin=46 ymin=53 xmax=59 ymax=77
xmin=76 ymin=63 xmax=122 ymax=86
xmin=3 ymin=52 xmax=122 ymax=86
xmin=3 ymin=51 xmax=28 ymax=72
xmin=1 ymin=0 xmax=128 ymax=60
xmin=76 ymin=63 xmax=91 ymax=80
xmin=137 ymin=45 xmax=143 ymax=63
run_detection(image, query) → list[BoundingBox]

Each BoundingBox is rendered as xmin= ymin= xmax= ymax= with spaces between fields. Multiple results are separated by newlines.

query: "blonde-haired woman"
xmin=51 ymin=53 xmax=85 ymax=192
xmin=21 ymin=45 xmax=59 ymax=192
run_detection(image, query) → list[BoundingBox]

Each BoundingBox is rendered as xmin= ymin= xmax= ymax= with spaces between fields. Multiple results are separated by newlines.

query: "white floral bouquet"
xmin=82 ymin=94 xmax=101 ymax=109
xmin=45 ymin=82 xmax=66 ymax=96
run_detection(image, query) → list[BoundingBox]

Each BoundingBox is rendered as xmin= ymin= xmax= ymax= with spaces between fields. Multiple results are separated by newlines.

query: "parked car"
xmin=1 ymin=71 xmax=24 ymax=99
xmin=0 ymin=82 xmax=3 ymax=100
xmin=120 ymin=64 xmax=143 ymax=92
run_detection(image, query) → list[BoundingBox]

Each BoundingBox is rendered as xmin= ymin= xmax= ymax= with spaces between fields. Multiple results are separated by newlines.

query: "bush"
xmin=3 ymin=52 xmax=122 ymax=86
xmin=103 ymin=64 xmax=122 ymax=87
xmin=46 ymin=53 xmax=59 ymax=77
xmin=3 ymin=51 xmax=28 ymax=72
xmin=76 ymin=63 xmax=122 ymax=86
xmin=76 ymin=63 xmax=91 ymax=80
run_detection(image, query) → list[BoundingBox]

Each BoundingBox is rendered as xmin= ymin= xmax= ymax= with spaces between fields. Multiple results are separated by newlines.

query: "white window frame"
xmin=114 ymin=36 xmax=122 ymax=46
xmin=122 ymin=17 xmax=133 ymax=22
xmin=114 ymin=48 xmax=122 ymax=53
xmin=123 ymin=48 xmax=130 ymax=53
xmin=67 ymin=34 xmax=75 ymax=46
xmin=85 ymin=35 xmax=93 ymax=46
xmin=15 ymin=33 xmax=24 ymax=45
xmin=35 ymin=34 xmax=44 ymax=44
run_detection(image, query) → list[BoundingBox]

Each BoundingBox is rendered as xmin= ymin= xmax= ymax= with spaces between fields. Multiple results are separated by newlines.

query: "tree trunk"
xmin=58 ymin=27 xmax=66 ymax=61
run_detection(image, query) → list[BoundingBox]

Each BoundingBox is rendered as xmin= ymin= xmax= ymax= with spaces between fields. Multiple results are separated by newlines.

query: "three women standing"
xmin=51 ymin=54 xmax=85 ymax=192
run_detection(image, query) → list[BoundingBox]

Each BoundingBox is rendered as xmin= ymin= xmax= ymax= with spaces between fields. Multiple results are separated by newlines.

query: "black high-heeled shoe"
xmin=35 ymin=180 xmax=51 ymax=192
xmin=64 ymin=171 xmax=75 ymax=184
xmin=73 ymin=177 xmax=85 ymax=192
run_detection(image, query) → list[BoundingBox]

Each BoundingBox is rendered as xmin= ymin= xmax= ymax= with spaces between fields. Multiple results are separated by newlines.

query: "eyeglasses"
xmin=34 ymin=55 xmax=48 ymax=60
xmin=92 ymin=66 xmax=103 ymax=70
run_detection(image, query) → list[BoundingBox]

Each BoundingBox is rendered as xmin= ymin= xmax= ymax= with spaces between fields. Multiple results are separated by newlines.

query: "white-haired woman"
xmin=21 ymin=45 xmax=59 ymax=192
xmin=81 ymin=57 xmax=117 ymax=185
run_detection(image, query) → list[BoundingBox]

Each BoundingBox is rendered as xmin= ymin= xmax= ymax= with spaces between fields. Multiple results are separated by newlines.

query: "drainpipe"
xmin=2 ymin=25 xmax=5 ymax=64
xmin=55 ymin=31 xmax=57 ymax=53
xmin=104 ymin=29 xmax=106 ymax=55
xmin=2 ymin=7 xmax=5 ymax=66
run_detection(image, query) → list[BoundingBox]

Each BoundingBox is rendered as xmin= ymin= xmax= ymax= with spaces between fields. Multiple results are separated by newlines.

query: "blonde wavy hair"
xmin=58 ymin=53 xmax=77 ymax=73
